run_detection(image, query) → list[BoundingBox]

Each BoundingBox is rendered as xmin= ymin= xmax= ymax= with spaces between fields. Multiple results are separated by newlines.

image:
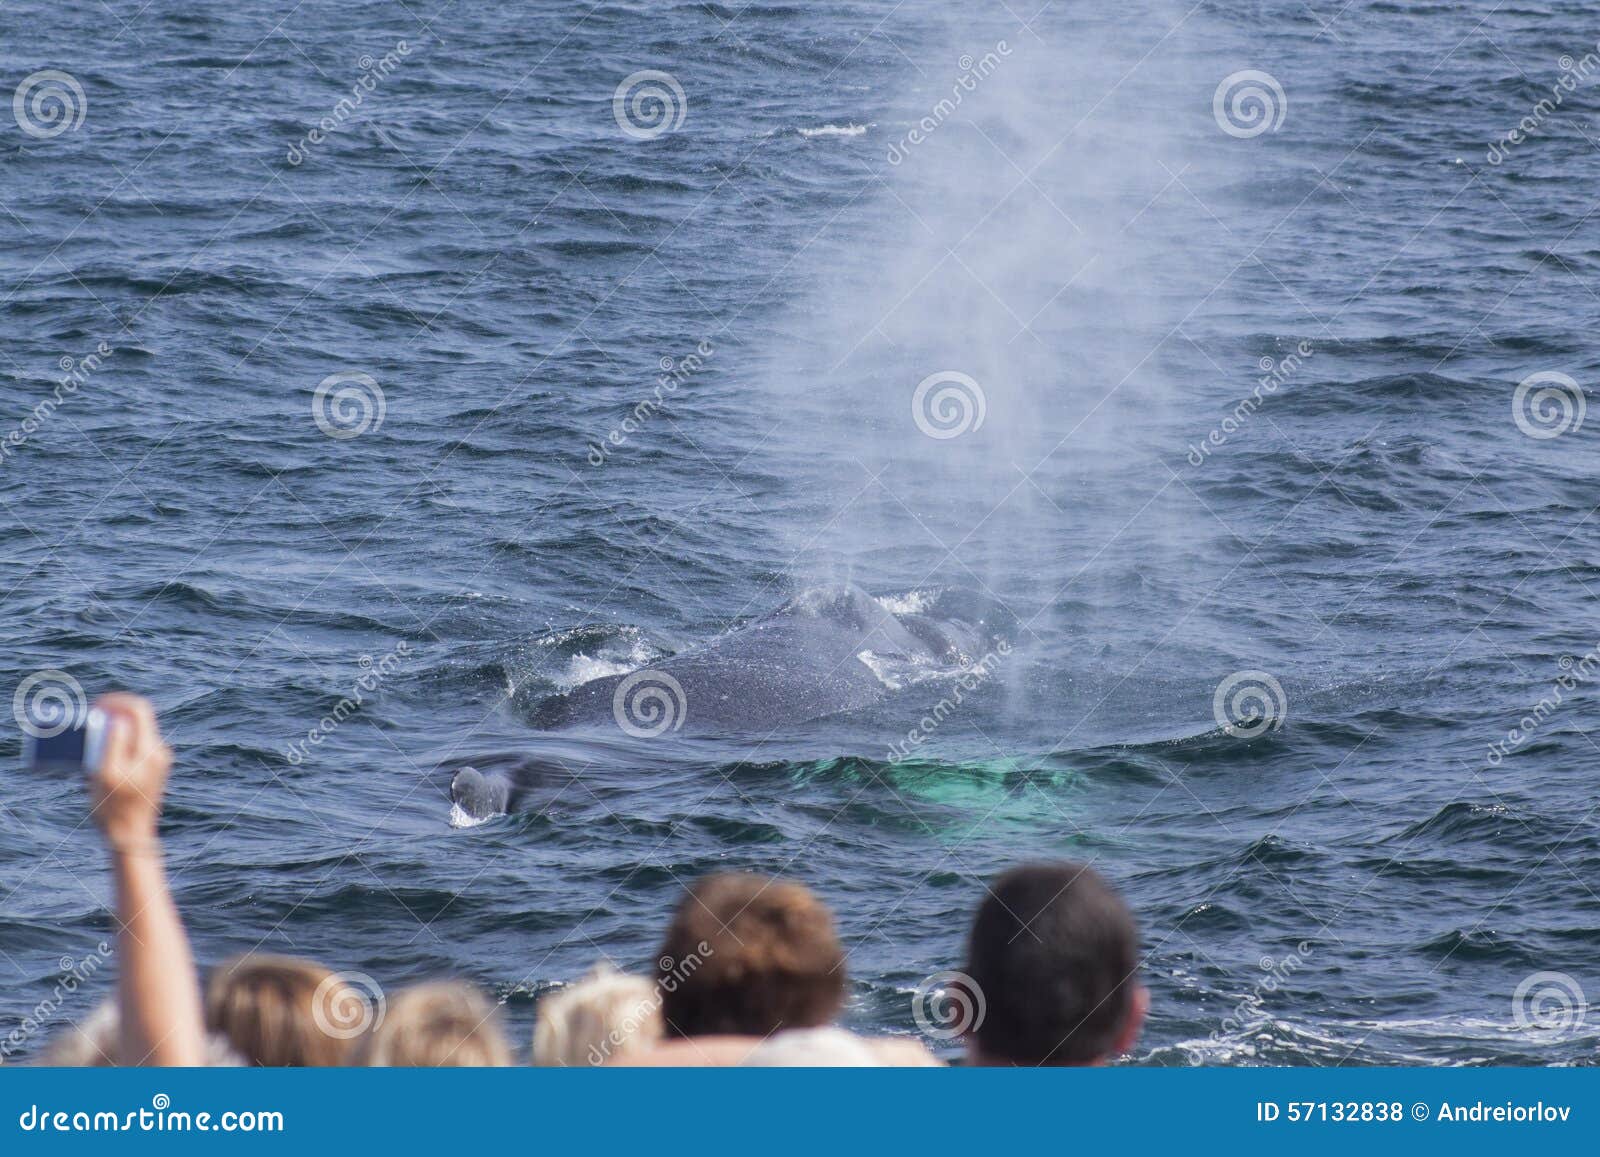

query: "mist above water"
xmin=754 ymin=2 xmax=1247 ymax=683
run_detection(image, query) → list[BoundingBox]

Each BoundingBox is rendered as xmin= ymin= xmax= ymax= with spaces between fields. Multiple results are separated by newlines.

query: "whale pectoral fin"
xmin=450 ymin=766 xmax=511 ymax=826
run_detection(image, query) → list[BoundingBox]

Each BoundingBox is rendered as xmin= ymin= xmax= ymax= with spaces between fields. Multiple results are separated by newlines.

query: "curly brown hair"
xmin=656 ymin=873 xmax=845 ymax=1038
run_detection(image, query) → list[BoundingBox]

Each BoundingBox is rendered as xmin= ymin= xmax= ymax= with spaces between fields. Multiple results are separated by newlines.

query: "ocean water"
xmin=2 ymin=0 xmax=1599 ymax=1065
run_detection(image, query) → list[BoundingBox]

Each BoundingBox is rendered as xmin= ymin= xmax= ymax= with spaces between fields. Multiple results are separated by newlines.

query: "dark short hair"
xmin=965 ymin=862 xmax=1139 ymax=1065
xmin=657 ymin=873 xmax=845 ymax=1038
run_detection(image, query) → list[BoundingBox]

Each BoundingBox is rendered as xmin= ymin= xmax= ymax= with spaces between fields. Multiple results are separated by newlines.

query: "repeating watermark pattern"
xmin=312 ymin=971 xmax=386 ymax=1040
xmin=1487 ymin=44 xmax=1600 ymax=165
xmin=0 ymin=943 xmax=112 ymax=1060
xmin=13 ymin=69 xmax=87 ymax=139
xmin=613 ymin=70 xmax=686 ymax=140
xmin=1 ymin=341 xmax=114 ymax=469
xmin=1187 ymin=341 xmax=1313 ymax=467
xmin=312 ymin=370 xmax=386 ymax=439
xmin=1213 ymin=70 xmax=1287 ymax=139
xmin=885 ymin=40 xmax=1013 ymax=165
xmin=611 ymin=669 xmax=687 ymax=737
xmin=1213 ymin=942 xmax=1313 ymax=1040
xmin=1212 ymin=670 xmax=1287 ymax=737
xmin=284 ymin=642 xmax=413 ymax=765
xmin=1485 ymin=644 xmax=1600 ymax=766
xmin=912 ymin=370 xmax=987 ymax=439
xmin=13 ymin=669 xmax=88 ymax=738
xmin=911 ymin=970 xmax=986 ymax=1041
xmin=587 ymin=340 xmax=713 ymax=466
xmin=1511 ymin=371 xmax=1584 ymax=439
xmin=584 ymin=943 xmax=712 ymax=1066
xmin=287 ymin=40 xmax=414 ymax=165
xmin=886 ymin=642 xmax=1011 ymax=763
xmin=1510 ymin=971 xmax=1587 ymax=1037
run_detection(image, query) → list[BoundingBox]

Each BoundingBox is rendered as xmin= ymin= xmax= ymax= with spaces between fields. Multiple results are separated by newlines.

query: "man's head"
xmin=964 ymin=862 xmax=1145 ymax=1066
xmin=657 ymin=873 xmax=845 ymax=1038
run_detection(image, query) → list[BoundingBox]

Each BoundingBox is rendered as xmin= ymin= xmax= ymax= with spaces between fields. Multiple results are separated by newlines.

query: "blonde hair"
xmin=533 ymin=965 xmax=663 ymax=1066
xmin=204 ymin=954 xmax=351 ymax=1067
xmin=351 ymin=982 xmax=511 ymax=1067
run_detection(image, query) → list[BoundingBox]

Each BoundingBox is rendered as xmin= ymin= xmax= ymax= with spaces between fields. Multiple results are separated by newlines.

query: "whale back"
xmin=528 ymin=583 xmax=1012 ymax=734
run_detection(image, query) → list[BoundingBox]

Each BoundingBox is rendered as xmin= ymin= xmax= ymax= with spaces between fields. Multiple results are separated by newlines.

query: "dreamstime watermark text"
xmin=287 ymin=41 xmax=415 ymax=165
xmin=18 ymin=1095 xmax=283 ymax=1134
xmin=886 ymin=642 xmax=1010 ymax=763
xmin=284 ymin=642 xmax=414 ymax=765
xmin=587 ymin=340 xmax=712 ymax=466
xmin=585 ymin=942 xmax=713 ymax=1065
xmin=1187 ymin=342 xmax=1312 ymax=467
xmin=886 ymin=41 xmax=1012 ymax=165
xmin=1486 ymin=643 xmax=1600 ymax=766
xmin=1 ymin=342 xmax=113 ymax=467
xmin=1487 ymin=43 xmax=1600 ymax=165
xmin=1 ymin=943 xmax=112 ymax=1060
xmin=1214 ymin=942 xmax=1314 ymax=1040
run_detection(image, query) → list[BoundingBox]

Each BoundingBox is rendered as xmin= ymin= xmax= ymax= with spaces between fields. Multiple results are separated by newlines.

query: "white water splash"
xmin=447 ymin=801 xmax=494 ymax=830
xmin=798 ymin=122 xmax=870 ymax=138
xmin=875 ymin=589 xmax=937 ymax=616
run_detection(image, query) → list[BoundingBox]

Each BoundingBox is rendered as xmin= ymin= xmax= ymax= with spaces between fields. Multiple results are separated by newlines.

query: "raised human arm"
xmin=90 ymin=693 xmax=206 ymax=1067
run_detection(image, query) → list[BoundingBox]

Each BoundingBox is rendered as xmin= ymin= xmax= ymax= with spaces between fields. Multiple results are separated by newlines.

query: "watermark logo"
xmin=17 ymin=1093 xmax=283 ymax=1133
xmin=1213 ymin=70 xmax=1286 ymax=138
xmin=611 ymin=670 xmax=687 ymax=737
xmin=1512 ymin=371 xmax=1584 ymax=439
xmin=1212 ymin=670 xmax=1287 ymax=737
xmin=911 ymin=970 xmax=986 ymax=1041
xmin=14 ymin=70 xmax=86 ymax=139
xmin=13 ymin=670 xmax=87 ymax=738
xmin=312 ymin=370 xmax=386 ymax=439
xmin=312 ymin=971 xmax=386 ymax=1039
xmin=912 ymin=371 xmax=986 ymax=439
xmin=1511 ymin=971 xmax=1586 ymax=1037
xmin=613 ymin=70 xmax=687 ymax=140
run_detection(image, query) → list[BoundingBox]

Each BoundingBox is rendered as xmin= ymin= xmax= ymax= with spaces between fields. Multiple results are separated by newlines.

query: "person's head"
xmin=533 ymin=964 xmax=663 ymax=1066
xmin=204 ymin=954 xmax=352 ymax=1067
xmin=963 ymin=862 xmax=1146 ymax=1066
xmin=350 ymin=981 xmax=511 ymax=1067
xmin=657 ymin=873 xmax=845 ymax=1038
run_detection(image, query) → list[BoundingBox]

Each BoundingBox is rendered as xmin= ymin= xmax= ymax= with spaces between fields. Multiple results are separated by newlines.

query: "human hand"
xmin=88 ymin=693 xmax=172 ymax=850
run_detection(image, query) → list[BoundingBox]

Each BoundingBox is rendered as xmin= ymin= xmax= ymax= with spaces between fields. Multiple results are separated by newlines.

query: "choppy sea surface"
xmin=2 ymin=0 xmax=1598 ymax=1065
